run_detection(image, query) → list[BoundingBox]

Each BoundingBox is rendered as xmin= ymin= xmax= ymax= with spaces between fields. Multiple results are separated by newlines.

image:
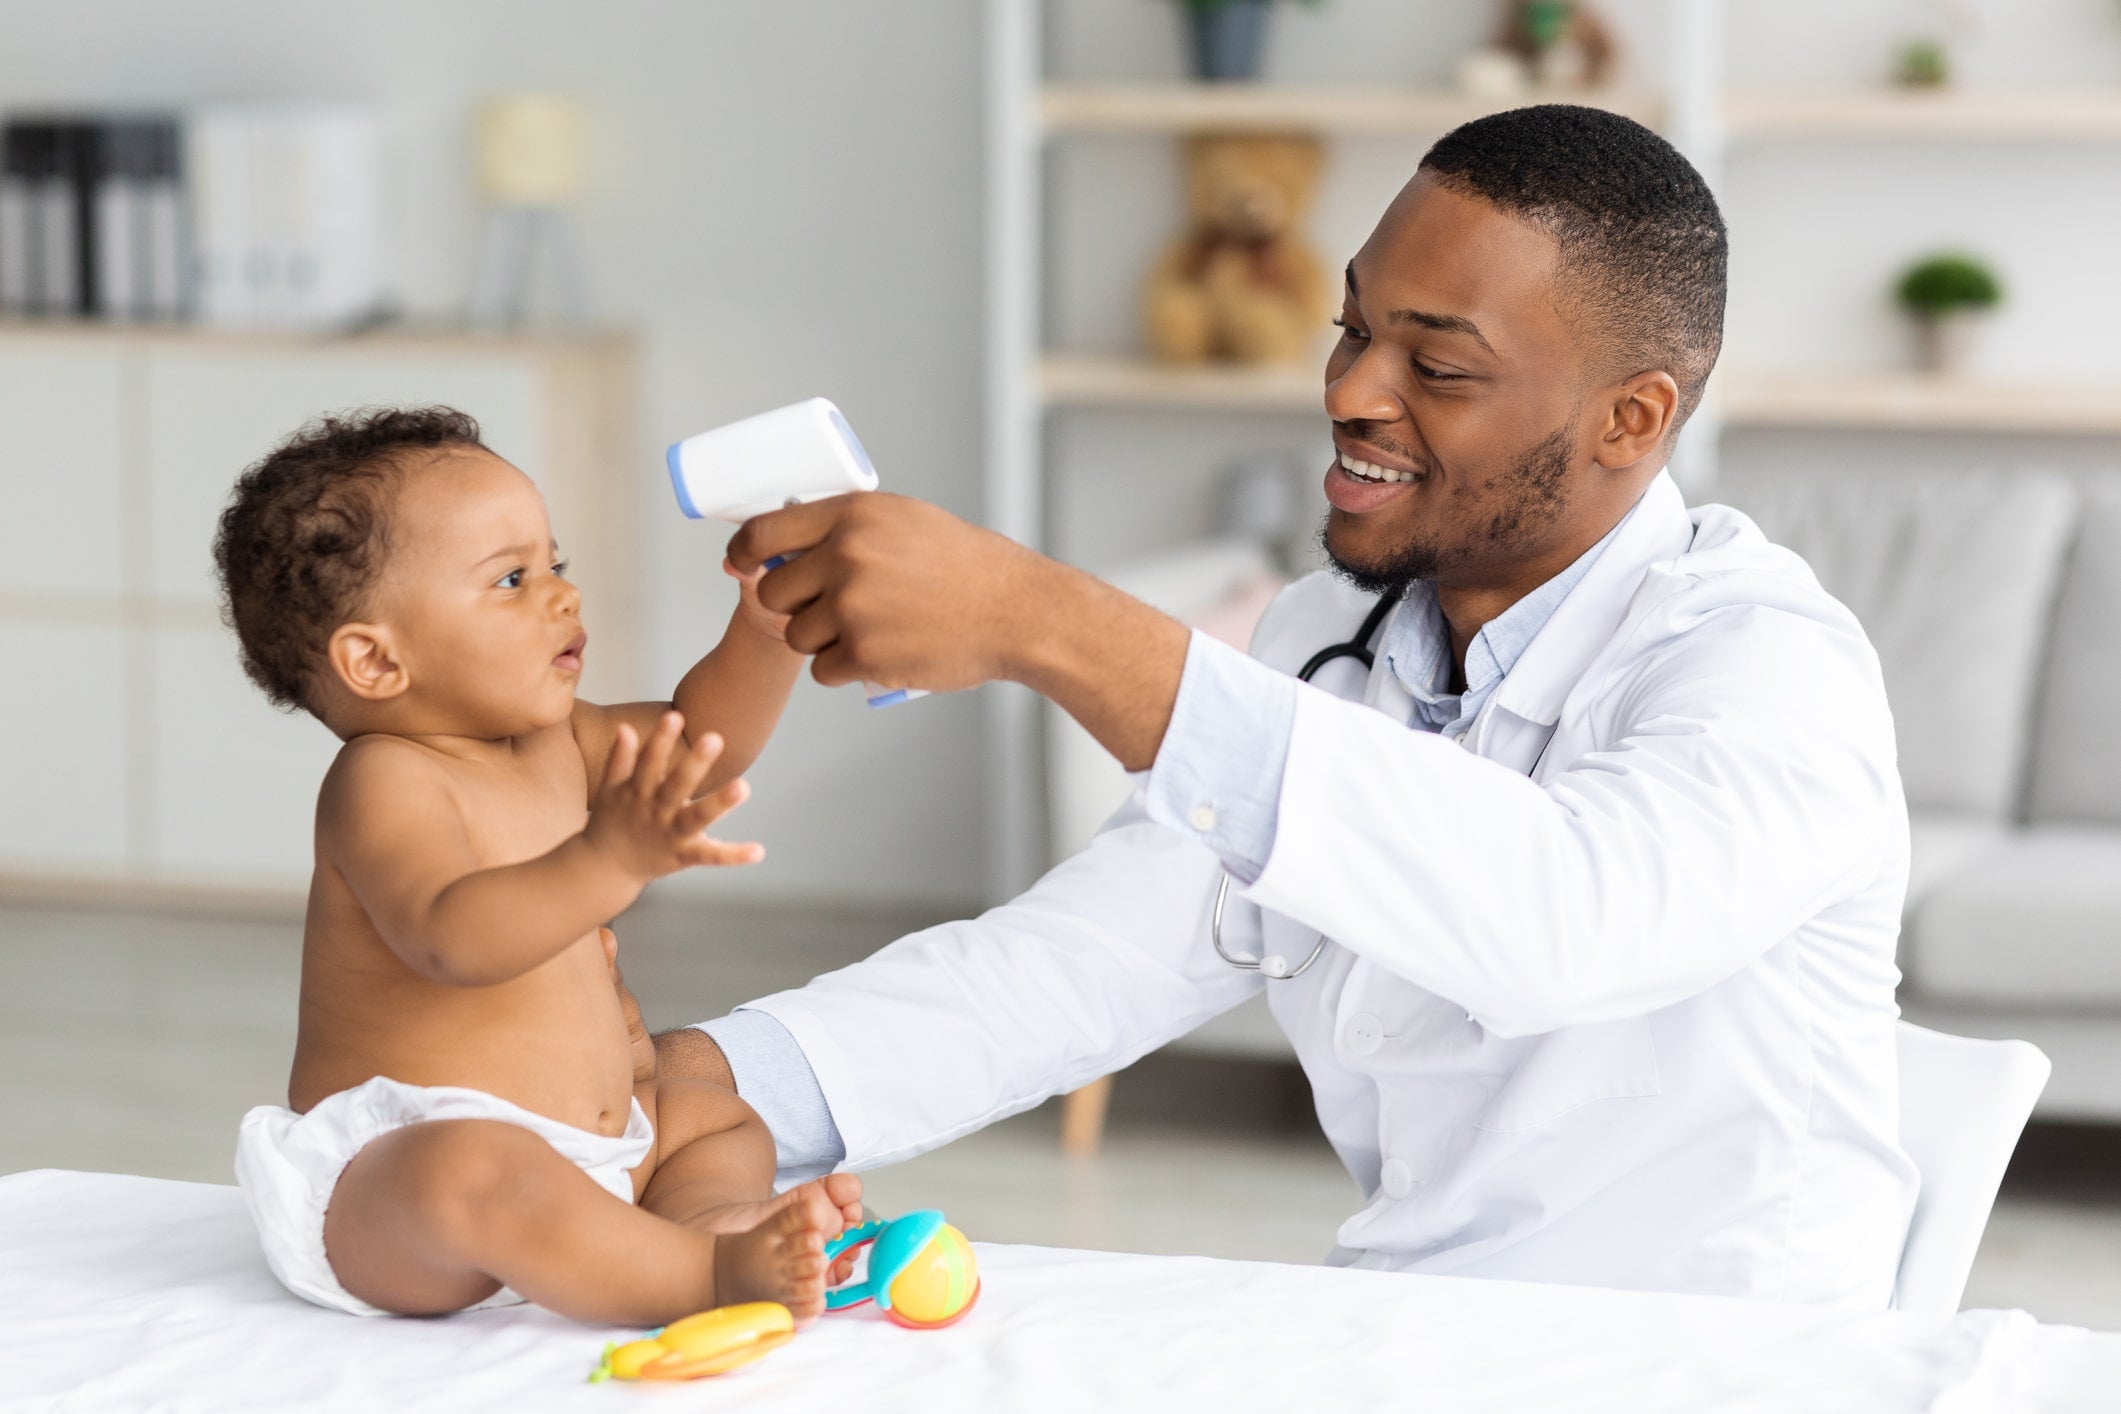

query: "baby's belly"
xmin=291 ymin=941 xmax=639 ymax=1137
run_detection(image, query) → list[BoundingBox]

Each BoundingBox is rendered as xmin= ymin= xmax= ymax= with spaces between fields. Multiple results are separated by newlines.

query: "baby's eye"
xmin=496 ymin=568 xmax=524 ymax=589
xmin=552 ymin=560 xmax=570 ymax=579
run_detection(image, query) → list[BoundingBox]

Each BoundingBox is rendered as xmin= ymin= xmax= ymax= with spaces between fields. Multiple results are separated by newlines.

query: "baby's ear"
xmin=327 ymin=622 xmax=410 ymax=702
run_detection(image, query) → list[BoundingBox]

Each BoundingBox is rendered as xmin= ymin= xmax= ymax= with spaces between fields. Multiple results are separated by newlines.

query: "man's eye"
xmin=1332 ymin=318 xmax=1369 ymax=343
xmin=496 ymin=569 xmax=524 ymax=589
xmin=1413 ymin=360 xmax=1463 ymax=381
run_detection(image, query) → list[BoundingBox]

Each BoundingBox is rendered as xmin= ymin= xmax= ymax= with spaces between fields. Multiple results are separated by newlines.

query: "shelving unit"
xmin=0 ymin=322 xmax=635 ymax=903
xmin=1724 ymin=89 xmax=2121 ymax=142
xmin=1041 ymin=83 xmax=1664 ymax=135
xmin=984 ymin=0 xmax=2121 ymax=899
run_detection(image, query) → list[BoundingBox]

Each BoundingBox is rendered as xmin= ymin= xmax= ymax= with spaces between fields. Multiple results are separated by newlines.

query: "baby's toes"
xmin=819 ymin=1171 xmax=863 ymax=1224
xmin=774 ymin=1216 xmax=829 ymax=1319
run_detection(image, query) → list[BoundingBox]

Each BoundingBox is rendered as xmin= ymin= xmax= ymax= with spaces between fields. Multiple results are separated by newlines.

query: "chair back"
xmin=1893 ymin=1021 xmax=2051 ymax=1313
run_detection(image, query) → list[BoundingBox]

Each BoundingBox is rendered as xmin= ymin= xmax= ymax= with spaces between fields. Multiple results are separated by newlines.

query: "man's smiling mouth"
xmin=1339 ymin=451 xmax=1422 ymax=484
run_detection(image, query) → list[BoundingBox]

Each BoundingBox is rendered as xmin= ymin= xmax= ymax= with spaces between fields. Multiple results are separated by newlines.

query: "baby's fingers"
xmin=676 ymin=834 xmax=766 ymax=869
xmin=600 ymin=724 xmax=641 ymax=793
xmin=676 ymin=776 xmax=750 ymax=834
xmin=638 ymin=710 xmax=684 ymax=792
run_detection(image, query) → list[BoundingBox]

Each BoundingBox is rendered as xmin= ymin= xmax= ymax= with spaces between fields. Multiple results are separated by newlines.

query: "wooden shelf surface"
xmin=1718 ymin=371 xmax=2121 ymax=435
xmin=1038 ymin=83 xmax=2121 ymax=143
xmin=1042 ymin=355 xmax=2121 ymax=434
xmin=1725 ymin=89 xmax=2121 ymax=141
xmin=1040 ymin=84 xmax=1663 ymax=136
xmin=1041 ymin=353 xmax=1320 ymax=411
xmin=0 ymin=318 xmax=633 ymax=357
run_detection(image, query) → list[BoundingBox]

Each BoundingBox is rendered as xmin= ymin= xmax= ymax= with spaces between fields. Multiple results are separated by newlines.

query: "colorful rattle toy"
xmin=824 ymin=1209 xmax=981 ymax=1329
xmin=588 ymin=1302 xmax=794 ymax=1383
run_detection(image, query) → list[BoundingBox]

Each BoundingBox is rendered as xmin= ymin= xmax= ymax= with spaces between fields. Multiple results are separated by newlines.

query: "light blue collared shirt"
xmin=1146 ymin=521 xmax=1619 ymax=883
xmin=703 ymin=526 xmax=1620 ymax=1181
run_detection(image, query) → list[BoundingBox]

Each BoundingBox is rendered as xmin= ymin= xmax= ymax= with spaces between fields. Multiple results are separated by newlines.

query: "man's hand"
xmin=730 ymin=493 xmax=1050 ymax=695
xmin=584 ymin=712 xmax=764 ymax=880
xmin=603 ymin=928 xmax=659 ymax=1085
xmin=724 ymin=558 xmax=793 ymax=643
xmin=654 ymin=1025 xmax=737 ymax=1092
xmin=728 ymin=493 xmax=1192 ymax=770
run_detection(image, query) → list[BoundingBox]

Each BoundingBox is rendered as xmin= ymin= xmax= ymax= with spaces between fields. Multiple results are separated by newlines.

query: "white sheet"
xmin=0 ymin=1169 xmax=2107 ymax=1413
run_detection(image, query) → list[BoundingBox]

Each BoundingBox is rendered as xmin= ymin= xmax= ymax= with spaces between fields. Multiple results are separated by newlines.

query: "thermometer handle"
xmin=760 ymin=552 xmax=926 ymax=709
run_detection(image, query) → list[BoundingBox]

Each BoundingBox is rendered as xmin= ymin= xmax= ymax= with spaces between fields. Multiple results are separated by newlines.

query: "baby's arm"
xmin=574 ymin=566 xmax=800 ymax=800
xmin=322 ymin=721 xmax=757 ymax=987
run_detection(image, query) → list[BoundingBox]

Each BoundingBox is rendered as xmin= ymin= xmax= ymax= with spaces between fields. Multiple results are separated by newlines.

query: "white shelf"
xmin=1042 ymin=355 xmax=2121 ymax=436
xmin=1041 ymin=354 xmax=1318 ymax=412
xmin=1038 ymin=84 xmax=2121 ymax=144
xmin=1040 ymin=84 xmax=1663 ymax=136
xmin=1719 ymin=371 xmax=2121 ymax=435
xmin=1725 ymin=89 xmax=2121 ymax=142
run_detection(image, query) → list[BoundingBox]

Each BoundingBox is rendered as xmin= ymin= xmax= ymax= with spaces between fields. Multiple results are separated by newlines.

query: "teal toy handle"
xmin=824 ymin=1218 xmax=887 ymax=1311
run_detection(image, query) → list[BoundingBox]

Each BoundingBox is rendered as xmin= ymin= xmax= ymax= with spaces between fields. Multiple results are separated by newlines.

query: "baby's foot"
xmin=708 ymin=1183 xmax=838 ymax=1320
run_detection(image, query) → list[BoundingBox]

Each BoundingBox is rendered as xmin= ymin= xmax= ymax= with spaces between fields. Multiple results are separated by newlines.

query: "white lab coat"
xmin=747 ymin=470 xmax=1920 ymax=1306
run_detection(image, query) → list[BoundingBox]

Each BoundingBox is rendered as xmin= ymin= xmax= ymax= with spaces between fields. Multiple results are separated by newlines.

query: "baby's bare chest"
xmin=452 ymin=749 xmax=590 ymax=865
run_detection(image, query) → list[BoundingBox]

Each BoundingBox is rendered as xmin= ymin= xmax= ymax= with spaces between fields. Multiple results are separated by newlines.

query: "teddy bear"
xmin=1142 ymin=132 xmax=1331 ymax=366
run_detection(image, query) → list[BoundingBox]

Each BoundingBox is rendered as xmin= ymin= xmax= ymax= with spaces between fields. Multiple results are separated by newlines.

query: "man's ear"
xmin=327 ymin=622 xmax=410 ymax=703
xmin=1593 ymin=369 xmax=1681 ymax=471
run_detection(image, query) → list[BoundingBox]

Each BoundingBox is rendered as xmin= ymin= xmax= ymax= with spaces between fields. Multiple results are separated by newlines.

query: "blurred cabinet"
xmin=0 ymin=323 xmax=635 ymax=899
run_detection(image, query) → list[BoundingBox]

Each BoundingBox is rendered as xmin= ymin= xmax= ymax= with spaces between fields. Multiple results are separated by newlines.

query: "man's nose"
xmin=1324 ymin=344 xmax=1406 ymax=428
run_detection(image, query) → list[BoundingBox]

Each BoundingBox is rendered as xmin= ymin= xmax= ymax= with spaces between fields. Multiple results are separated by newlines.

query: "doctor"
xmin=659 ymin=104 xmax=1919 ymax=1305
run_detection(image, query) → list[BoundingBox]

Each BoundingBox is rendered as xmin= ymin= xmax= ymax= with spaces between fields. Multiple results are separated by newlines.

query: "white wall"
xmin=0 ymin=0 xmax=991 ymax=907
xmin=5 ymin=0 xmax=2117 ymax=906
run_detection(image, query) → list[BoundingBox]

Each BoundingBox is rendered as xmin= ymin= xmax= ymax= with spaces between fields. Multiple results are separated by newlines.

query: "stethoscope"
xmin=1210 ymin=592 xmax=1398 ymax=981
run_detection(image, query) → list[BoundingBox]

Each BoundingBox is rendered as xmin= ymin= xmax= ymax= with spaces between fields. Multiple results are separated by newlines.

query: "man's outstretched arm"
xmin=654 ymin=1014 xmax=849 ymax=1186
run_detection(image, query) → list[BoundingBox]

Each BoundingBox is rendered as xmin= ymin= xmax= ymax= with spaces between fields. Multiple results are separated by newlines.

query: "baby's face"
xmin=367 ymin=447 xmax=586 ymax=737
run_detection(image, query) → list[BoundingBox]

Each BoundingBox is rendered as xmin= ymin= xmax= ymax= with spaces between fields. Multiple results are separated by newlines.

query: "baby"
xmin=214 ymin=406 xmax=860 ymax=1325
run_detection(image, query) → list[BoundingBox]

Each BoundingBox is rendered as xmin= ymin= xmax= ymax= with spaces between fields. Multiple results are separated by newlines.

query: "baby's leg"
xmin=321 ymin=1118 xmax=825 ymax=1326
xmin=641 ymin=1079 xmax=864 ymax=1316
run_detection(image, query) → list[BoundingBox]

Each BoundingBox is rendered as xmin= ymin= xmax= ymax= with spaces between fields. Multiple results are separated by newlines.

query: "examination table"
xmin=4 ymin=1169 xmax=2114 ymax=1412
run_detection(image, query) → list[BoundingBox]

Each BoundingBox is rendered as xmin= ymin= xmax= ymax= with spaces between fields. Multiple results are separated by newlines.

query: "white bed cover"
xmin=2 ymin=1170 xmax=2112 ymax=1413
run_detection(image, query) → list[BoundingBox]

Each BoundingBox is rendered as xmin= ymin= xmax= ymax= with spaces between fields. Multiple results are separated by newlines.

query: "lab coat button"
xmin=1380 ymin=1158 xmax=1414 ymax=1199
xmin=1345 ymin=1013 xmax=1383 ymax=1056
xmin=1190 ymin=804 xmax=1218 ymax=833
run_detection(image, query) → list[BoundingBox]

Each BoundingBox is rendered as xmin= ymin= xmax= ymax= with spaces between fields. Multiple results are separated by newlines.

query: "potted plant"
xmin=1168 ymin=0 xmax=1321 ymax=83
xmin=1896 ymin=253 xmax=2002 ymax=375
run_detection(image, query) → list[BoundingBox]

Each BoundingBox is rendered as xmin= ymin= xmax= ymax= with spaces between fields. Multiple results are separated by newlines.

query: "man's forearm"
xmin=1009 ymin=558 xmax=1192 ymax=773
xmin=653 ymin=1025 xmax=736 ymax=1090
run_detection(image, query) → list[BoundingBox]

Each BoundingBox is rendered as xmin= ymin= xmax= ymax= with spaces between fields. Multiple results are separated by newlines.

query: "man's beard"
xmin=1322 ymin=421 xmax=1575 ymax=601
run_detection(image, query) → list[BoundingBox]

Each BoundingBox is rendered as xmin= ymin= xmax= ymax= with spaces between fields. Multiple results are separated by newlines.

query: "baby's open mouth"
xmin=555 ymin=631 xmax=588 ymax=670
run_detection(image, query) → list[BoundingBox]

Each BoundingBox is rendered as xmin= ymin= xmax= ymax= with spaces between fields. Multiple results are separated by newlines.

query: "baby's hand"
xmin=584 ymin=712 xmax=764 ymax=882
xmin=725 ymin=557 xmax=792 ymax=642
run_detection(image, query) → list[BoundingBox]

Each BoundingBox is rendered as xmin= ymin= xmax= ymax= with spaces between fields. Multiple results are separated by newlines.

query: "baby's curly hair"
xmin=213 ymin=406 xmax=487 ymax=715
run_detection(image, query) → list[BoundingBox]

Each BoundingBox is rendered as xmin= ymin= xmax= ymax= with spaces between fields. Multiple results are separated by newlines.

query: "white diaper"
xmin=234 ymin=1075 xmax=655 ymax=1317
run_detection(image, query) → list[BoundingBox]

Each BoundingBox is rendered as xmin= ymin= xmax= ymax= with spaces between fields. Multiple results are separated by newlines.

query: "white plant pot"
xmin=1912 ymin=312 xmax=1983 ymax=376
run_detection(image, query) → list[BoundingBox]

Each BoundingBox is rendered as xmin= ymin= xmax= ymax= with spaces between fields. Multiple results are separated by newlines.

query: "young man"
xmin=663 ymin=105 xmax=1919 ymax=1306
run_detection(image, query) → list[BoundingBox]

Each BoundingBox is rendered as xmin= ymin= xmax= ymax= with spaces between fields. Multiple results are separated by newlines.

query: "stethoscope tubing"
xmin=1210 ymin=592 xmax=1397 ymax=981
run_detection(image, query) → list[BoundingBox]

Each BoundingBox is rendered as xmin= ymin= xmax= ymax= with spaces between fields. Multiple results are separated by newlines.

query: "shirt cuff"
xmin=695 ymin=1008 xmax=848 ymax=1185
xmin=1140 ymin=628 xmax=1299 ymax=885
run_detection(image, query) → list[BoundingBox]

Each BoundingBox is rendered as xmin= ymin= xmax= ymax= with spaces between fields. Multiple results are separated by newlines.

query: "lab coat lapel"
xmin=1467 ymin=472 xmax=1695 ymax=771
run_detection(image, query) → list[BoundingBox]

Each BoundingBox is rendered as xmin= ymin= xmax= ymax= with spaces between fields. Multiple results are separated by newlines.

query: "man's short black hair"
xmin=1419 ymin=103 xmax=1727 ymax=428
xmin=212 ymin=406 xmax=486 ymax=716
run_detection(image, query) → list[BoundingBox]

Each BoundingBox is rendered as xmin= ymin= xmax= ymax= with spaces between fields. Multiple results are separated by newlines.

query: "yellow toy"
xmin=587 ymin=1302 xmax=794 ymax=1383
xmin=586 ymin=1210 xmax=977 ymax=1384
xmin=824 ymin=1210 xmax=981 ymax=1329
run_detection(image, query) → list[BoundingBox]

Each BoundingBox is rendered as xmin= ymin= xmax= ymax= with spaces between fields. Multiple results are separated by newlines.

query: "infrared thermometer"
xmin=667 ymin=398 xmax=922 ymax=708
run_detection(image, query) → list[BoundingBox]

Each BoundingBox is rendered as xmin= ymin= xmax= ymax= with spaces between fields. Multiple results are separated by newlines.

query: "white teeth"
xmin=1339 ymin=451 xmax=1415 ymax=484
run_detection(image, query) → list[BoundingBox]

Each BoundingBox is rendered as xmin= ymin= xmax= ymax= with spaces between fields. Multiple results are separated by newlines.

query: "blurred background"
xmin=4 ymin=0 xmax=2121 ymax=1328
